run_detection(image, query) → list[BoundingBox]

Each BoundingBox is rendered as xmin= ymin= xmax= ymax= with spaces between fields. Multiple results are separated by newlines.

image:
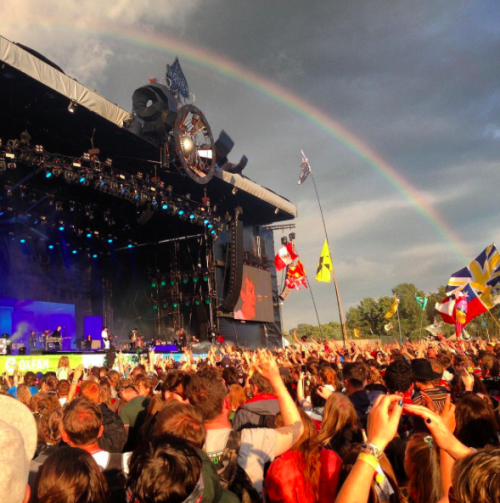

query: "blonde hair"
xmin=58 ymin=356 xmax=70 ymax=369
xmin=317 ymin=393 xmax=358 ymax=448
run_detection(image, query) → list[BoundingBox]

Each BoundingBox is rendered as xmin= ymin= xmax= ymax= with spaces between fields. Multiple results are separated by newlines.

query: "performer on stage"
xmin=28 ymin=330 xmax=37 ymax=349
xmin=177 ymin=329 xmax=187 ymax=350
xmin=129 ymin=328 xmax=138 ymax=350
xmin=102 ymin=327 xmax=110 ymax=350
xmin=84 ymin=334 xmax=92 ymax=351
xmin=50 ymin=325 xmax=62 ymax=350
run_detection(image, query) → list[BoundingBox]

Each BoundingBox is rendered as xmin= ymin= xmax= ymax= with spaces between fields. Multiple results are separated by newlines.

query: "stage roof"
xmin=0 ymin=35 xmax=297 ymax=225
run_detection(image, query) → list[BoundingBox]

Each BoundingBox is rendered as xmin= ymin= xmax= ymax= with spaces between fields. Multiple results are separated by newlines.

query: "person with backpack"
xmin=186 ymin=351 xmax=303 ymax=500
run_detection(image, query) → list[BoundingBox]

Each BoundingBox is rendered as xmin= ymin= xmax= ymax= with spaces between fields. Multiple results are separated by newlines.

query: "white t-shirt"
xmin=205 ymin=427 xmax=277 ymax=494
xmin=92 ymin=451 xmax=132 ymax=475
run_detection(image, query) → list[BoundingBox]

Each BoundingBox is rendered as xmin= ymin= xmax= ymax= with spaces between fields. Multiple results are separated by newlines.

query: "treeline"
xmin=287 ymin=283 xmax=500 ymax=341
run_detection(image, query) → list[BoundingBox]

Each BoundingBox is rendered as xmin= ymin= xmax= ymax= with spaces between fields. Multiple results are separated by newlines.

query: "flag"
xmin=274 ymin=243 xmax=298 ymax=271
xmin=414 ymin=295 xmax=428 ymax=310
xmin=435 ymin=296 xmax=456 ymax=325
xmin=297 ymin=150 xmax=312 ymax=185
xmin=446 ymin=244 xmax=500 ymax=296
xmin=286 ymin=260 xmax=309 ymax=290
xmin=455 ymin=293 xmax=468 ymax=338
xmin=384 ymin=297 xmax=399 ymax=319
xmin=316 ymin=240 xmax=333 ymax=282
xmin=384 ymin=323 xmax=393 ymax=332
xmin=166 ymin=57 xmax=190 ymax=100
xmin=353 ymin=328 xmax=360 ymax=338
xmin=436 ymin=284 xmax=487 ymax=328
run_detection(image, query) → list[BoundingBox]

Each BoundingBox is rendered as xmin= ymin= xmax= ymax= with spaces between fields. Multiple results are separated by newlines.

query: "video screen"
xmin=234 ymin=265 xmax=274 ymax=323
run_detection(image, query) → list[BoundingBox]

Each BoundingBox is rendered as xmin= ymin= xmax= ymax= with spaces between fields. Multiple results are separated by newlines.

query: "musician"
xmin=102 ymin=327 xmax=110 ymax=350
xmin=84 ymin=334 xmax=92 ymax=351
xmin=177 ymin=329 xmax=187 ymax=350
xmin=129 ymin=328 xmax=138 ymax=350
xmin=50 ymin=325 xmax=62 ymax=351
xmin=28 ymin=330 xmax=37 ymax=349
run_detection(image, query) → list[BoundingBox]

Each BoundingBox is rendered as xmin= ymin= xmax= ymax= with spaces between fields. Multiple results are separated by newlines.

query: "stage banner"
xmin=0 ymin=354 xmax=83 ymax=375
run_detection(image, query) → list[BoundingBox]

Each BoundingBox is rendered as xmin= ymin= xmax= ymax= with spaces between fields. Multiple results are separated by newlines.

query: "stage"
xmin=0 ymin=35 xmax=297 ymax=350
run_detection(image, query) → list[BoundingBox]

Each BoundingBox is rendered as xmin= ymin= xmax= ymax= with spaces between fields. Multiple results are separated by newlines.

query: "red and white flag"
xmin=285 ymin=260 xmax=309 ymax=290
xmin=274 ymin=243 xmax=298 ymax=271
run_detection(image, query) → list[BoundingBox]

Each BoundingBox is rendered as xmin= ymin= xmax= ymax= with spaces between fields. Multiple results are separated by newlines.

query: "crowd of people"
xmin=1 ymin=334 xmax=500 ymax=503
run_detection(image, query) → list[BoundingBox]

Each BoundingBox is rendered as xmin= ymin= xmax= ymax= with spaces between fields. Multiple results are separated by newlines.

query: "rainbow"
xmin=5 ymin=22 xmax=471 ymax=262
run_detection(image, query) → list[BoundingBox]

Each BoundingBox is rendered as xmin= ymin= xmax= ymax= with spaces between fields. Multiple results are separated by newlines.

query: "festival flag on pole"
xmin=274 ymin=243 xmax=298 ymax=271
xmin=436 ymin=284 xmax=487 ymax=331
xmin=446 ymin=244 xmax=500 ymax=297
xmin=414 ymin=295 xmax=428 ymax=310
xmin=384 ymin=297 xmax=400 ymax=319
xmin=384 ymin=322 xmax=394 ymax=332
xmin=316 ymin=240 xmax=333 ymax=282
xmin=297 ymin=150 xmax=312 ymax=185
xmin=353 ymin=328 xmax=361 ymax=338
xmin=286 ymin=260 xmax=309 ymax=290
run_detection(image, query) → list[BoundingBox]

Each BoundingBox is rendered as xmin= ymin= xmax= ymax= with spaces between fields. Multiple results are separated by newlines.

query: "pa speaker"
xmin=219 ymin=219 xmax=244 ymax=312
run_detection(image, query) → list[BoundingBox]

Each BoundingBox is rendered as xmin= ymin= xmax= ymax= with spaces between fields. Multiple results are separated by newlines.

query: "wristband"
xmin=358 ymin=452 xmax=380 ymax=471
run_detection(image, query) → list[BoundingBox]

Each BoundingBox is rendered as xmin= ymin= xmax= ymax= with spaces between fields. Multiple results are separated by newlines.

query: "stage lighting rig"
xmin=68 ymin=100 xmax=78 ymax=113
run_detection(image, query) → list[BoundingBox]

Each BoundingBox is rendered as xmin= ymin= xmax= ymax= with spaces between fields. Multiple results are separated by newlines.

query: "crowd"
xmin=1 ymin=335 xmax=500 ymax=503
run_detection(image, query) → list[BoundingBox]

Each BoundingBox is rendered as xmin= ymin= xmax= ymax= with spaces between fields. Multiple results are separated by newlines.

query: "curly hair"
xmin=384 ymin=359 xmax=413 ymax=393
xmin=185 ymin=368 xmax=226 ymax=422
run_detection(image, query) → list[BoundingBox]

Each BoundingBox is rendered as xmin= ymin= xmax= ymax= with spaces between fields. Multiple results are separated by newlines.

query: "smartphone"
xmin=301 ymin=364 xmax=307 ymax=373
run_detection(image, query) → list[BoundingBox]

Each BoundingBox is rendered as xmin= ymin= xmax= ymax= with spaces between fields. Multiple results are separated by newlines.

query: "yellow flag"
xmin=316 ymin=239 xmax=333 ymax=282
xmin=384 ymin=296 xmax=399 ymax=319
xmin=353 ymin=328 xmax=361 ymax=338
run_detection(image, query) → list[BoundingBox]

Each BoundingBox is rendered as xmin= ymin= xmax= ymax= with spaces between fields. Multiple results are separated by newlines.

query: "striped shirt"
xmin=412 ymin=387 xmax=449 ymax=412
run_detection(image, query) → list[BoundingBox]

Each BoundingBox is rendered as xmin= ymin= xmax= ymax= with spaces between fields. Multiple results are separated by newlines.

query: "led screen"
xmin=234 ymin=265 xmax=274 ymax=323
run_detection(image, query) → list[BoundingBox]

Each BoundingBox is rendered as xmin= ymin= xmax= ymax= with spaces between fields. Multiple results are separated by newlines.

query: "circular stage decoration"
xmin=174 ymin=104 xmax=216 ymax=184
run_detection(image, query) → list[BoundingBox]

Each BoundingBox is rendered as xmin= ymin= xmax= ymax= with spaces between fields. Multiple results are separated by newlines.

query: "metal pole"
xmin=419 ymin=307 xmax=425 ymax=339
xmin=397 ymin=304 xmax=403 ymax=344
xmin=305 ymin=277 xmax=324 ymax=339
xmin=310 ymin=171 xmax=348 ymax=345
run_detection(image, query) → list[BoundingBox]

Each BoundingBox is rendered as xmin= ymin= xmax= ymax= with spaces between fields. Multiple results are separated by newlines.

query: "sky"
xmin=1 ymin=0 xmax=500 ymax=330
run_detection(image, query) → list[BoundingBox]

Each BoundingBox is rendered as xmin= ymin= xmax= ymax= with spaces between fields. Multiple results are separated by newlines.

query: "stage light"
xmin=207 ymin=224 xmax=213 ymax=229
xmin=153 ymin=304 xmax=158 ymax=310
xmin=128 ymin=244 xmax=133 ymax=249
xmin=48 ymin=245 xmax=54 ymax=250
xmin=45 ymin=171 xmax=52 ymax=178
xmin=180 ymin=135 xmax=195 ymax=155
xmin=170 ymin=279 xmax=176 ymax=286
xmin=162 ymin=203 xmax=168 ymax=210
xmin=20 ymin=239 xmax=26 ymax=244
xmin=182 ymin=275 xmax=189 ymax=284
xmin=161 ymin=280 xmax=166 ymax=286
xmin=68 ymin=100 xmax=78 ymax=113
xmin=151 ymin=280 xmax=157 ymax=288
xmin=211 ymin=230 xmax=216 ymax=235
xmin=281 ymin=236 xmax=288 ymax=246
xmin=205 ymin=299 xmax=211 ymax=305
xmin=92 ymin=254 xmax=98 ymax=258
xmin=79 ymin=176 xmax=86 ymax=183
xmin=72 ymin=250 xmax=77 ymax=254
xmin=173 ymin=302 xmax=178 ymax=308
xmin=59 ymin=225 xmax=65 ymax=231
xmin=189 ymin=214 xmax=195 ymax=220
xmin=162 ymin=303 xmax=168 ymax=309
xmin=107 ymin=238 xmax=113 ymax=243
xmin=193 ymin=277 xmax=198 ymax=283
xmin=203 ymin=275 xmax=208 ymax=282
xmin=275 ymin=208 xmax=279 ymax=214
xmin=195 ymin=300 xmax=200 ymax=306
xmin=86 ymin=233 xmax=92 ymax=238
xmin=232 ymin=187 xmax=238 ymax=195
xmin=203 ymin=219 xmax=209 ymax=225
xmin=178 ymin=210 xmax=184 ymax=216
xmin=185 ymin=301 xmax=190 ymax=307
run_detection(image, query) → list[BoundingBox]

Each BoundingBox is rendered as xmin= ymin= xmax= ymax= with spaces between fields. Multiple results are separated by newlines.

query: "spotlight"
xmin=178 ymin=210 xmax=184 ymax=216
xmin=35 ymin=145 xmax=44 ymax=154
xmin=55 ymin=202 xmax=63 ymax=211
xmin=274 ymin=208 xmax=279 ymax=214
xmin=45 ymin=171 xmax=52 ymax=178
xmin=72 ymin=250 xmax=77 ymax=255
xmin=162 ymin=202 xmax=168 ymax=210
xmin=128 ymin=244 xmax=133 ymax=249
xmin=92 ymin=254 xmax=98 ymax=258
xmin=232 ymin=187 xmax=238 ymax=195
xmin=48 ymin=245 xmax=54 ymax=250
xmin=20 ymin=239 xmax=26 ymax=244
xmin=289 ymin=232 xmax=296 ymax=241
xmin=203 ymin=219 xmax=209 ymax=225
xmin=162 ymin=303 xmax=168 ymax=309
xmin=173 ymin=302 xmax=178 ymax=309
xmin=86 ymin=233 xmax=92 ymax=238
xmin=189 ymin=214 xmax=195 ymax=220
xmin=107 ymin=238 xmax=113 ymax=243
xmin=180 ymin=135 xmax=195 ymax=155
xmin=153 ymin=304 xmax=159 ymax=311
xmin=160 ymin=280 xmax=166 ymax=286
xmin=151 ymin=280 xmax=157 ymax=288
xmin=281 ymin=236 xmax=288 ymax=246
xmin=68 ymin=100 xmax=78 ymax=113
xmin=59 ymin=225 xmax=65 ymax=231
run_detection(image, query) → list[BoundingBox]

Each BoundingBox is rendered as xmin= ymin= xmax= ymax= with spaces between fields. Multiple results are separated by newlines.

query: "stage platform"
xmin=0 ymin=350 xmax=206 ymax=374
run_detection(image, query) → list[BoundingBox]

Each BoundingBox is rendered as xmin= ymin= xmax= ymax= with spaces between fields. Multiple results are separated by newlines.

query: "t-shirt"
xmin=412 ymin=387 xmax=449 ymax=412
xmin=7 ymin=385 xmax=38 ymax=399
xmin=205 ymin=427 xmax=277 ymax=494
xmin=92 ymin=450 xmax=132 ymax=475
xmin=119 ymin=396 xmax=149 ymax=427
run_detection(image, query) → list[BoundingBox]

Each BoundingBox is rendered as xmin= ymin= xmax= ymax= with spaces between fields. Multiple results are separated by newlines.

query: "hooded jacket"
xmin=232 ymin=394 xmax=280 ymax=432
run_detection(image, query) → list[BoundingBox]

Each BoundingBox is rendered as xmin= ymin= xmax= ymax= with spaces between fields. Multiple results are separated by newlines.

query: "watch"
xmin=360 ymin=442 xmax=384 ymax=459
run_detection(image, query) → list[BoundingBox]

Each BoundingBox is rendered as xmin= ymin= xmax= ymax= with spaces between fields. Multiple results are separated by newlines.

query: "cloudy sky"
xmin=2 ymin=1 xmax=500 ymax=330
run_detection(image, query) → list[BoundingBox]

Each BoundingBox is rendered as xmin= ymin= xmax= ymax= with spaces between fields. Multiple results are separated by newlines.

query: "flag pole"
xmin=419 ymin=308 xmax=425 ymax=338
xmin=396 ymin=303 xmax=403 ymax=344
xmin=310 ymin=170 xmax=348 ymax=348
xmin=305 ymin=277 xmax=324 ymax=339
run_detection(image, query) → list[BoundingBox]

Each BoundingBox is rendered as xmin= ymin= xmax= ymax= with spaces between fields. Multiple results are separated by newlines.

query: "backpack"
xmin=212 ymin=430 xmax=262 ymax=503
